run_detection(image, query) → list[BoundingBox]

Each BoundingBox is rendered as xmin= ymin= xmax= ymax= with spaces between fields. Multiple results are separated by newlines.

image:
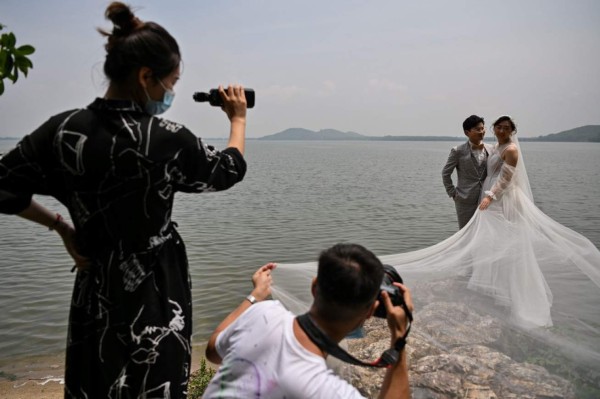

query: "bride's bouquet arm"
xmin=479 ymin=146 xmax=518 ymax=210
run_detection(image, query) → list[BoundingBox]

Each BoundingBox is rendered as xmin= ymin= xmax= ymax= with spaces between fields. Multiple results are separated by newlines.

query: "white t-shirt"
xmin=203 ymin=300 xmax=366 ymax=399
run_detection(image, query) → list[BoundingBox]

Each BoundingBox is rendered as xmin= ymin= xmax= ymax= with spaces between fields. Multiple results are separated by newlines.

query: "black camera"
xmin=193 ymin=88 xmax=255 ymax=108
xmin=374 ymin=264 xmax=404 ymax=318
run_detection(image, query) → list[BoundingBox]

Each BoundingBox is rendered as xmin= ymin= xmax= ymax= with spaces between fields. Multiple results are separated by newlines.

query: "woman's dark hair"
xmin=315 ymin=243 xmax=384 ymax=320
xmin=98 ymin=2 xmax=181 ymax=83
xmin=493 ymin=115 xmax=517 ymax=134
xmin=462 ymin=114 xmax=485 ymax=133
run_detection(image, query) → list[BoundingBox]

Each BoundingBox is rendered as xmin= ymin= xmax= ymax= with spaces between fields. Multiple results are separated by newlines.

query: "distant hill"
xmin=524 ymin=125 xmax=600 ymax=142
xmin=3 ymin=125 xmax=599 ymax=143
xmin=259 ymin=125 xmax=600 ymax=142
xmin=259 ymin=128 xmax=366 ymax=140
xmin=258 ymin=128 xmax=464 ymax=141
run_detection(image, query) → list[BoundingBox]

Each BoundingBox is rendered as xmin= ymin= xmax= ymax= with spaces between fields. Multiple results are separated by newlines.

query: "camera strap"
xmin=296 ymin=313 xmax=411 ymax=368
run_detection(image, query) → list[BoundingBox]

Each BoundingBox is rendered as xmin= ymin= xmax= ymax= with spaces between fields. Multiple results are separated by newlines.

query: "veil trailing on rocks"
xmin=272 ymin=135 xmax=600 ymax=394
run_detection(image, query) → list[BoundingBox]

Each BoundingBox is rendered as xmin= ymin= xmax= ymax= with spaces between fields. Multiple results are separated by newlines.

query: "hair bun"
xmin=105 ymin=2 xmax=142 ymax=36
xmin=98 ymin=2 xmax=181 ymax=83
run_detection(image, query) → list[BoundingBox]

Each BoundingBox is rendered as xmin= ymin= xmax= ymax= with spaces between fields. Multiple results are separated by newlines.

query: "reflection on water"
xmin=1 ymin=140 xmax=599 ymax=365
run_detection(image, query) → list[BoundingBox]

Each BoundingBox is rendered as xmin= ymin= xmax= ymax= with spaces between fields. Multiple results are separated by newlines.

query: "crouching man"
xmin=204 ymin=243 xmax=413 ymax=398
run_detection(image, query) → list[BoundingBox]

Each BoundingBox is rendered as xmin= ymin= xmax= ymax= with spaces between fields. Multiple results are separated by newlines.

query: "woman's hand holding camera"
xmin=219 ymin=85 xmax=247 ymax=123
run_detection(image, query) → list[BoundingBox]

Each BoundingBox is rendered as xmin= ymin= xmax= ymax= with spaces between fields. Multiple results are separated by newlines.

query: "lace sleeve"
xmin=485 ymin=162 xmax=516 ymax=200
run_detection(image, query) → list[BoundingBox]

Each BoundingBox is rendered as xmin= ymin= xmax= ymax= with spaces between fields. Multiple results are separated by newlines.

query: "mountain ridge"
xmin=258 ymin=125 xmax=600 ymax=142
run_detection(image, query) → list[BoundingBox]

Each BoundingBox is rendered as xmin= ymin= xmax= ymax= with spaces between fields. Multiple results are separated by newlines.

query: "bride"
xmin=469 ymin=115 xmax=554 ymax=329
xmin=272 ymin=115 xmax=600 ymax=370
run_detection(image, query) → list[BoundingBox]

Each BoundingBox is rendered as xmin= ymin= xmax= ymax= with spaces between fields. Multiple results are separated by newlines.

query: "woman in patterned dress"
xmin=0 ymin=2 xmax=247 ymax=397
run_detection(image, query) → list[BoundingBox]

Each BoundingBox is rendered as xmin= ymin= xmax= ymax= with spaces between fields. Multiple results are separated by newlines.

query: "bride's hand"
xmin=479 ymin=196 xmax=492 ymax=210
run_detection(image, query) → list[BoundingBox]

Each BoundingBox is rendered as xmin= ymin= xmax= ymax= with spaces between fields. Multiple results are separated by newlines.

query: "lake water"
xmin=1 ymin=139 xmax=599 ymax=368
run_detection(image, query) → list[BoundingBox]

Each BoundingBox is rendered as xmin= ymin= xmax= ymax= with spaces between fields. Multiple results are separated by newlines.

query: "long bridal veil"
xmin=272 ymin=136 xmax=600 ymax=387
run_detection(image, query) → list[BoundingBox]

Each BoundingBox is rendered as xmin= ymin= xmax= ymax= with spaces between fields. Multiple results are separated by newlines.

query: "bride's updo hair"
xmin=98 ymin=2 xmax=181 ymax=83
xmin=493 ymin=115 xmax=517 ymax=134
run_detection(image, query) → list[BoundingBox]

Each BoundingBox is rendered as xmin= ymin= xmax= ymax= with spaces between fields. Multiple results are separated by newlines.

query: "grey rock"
xmin=336 ymin=302 xmax=576 ymax=399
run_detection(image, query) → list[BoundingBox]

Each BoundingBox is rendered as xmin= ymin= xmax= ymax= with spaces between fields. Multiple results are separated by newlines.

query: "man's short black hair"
xmin=462 ymin=115 xmax=484 ymax=132
xmin=314 ymin=243 xmax=384 ymax=320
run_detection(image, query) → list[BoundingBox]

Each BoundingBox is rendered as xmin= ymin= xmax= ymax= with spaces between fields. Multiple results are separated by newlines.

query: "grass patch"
xmin=188 ymin=358 xmax=216 ymax=399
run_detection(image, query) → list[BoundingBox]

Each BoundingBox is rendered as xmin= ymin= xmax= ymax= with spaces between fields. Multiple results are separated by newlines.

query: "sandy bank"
xmin=0 ymin=344 xmax=208 ymax=398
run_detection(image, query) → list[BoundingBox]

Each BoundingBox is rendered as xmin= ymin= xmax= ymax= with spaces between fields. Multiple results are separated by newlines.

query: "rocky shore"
xmin=2 ymin=290 xmax=596 ymax=398
xmin=339 ymin=302 xmax=581 ymax=398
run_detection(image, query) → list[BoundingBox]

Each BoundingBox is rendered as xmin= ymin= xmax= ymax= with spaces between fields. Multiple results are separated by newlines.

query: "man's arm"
xmin=378 ymin=283 xmax=413 ymax=399
xmin=379 ymin=351 xmax=409 ymax=399
xmin=206 ymin=262 xmax=276 ymax=364
xmin=442 ymin=146 xmax=459 ymax=198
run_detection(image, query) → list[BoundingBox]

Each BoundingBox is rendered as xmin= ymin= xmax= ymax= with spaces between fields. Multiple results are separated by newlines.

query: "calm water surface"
xmin=1 ymin=139 xmax=599 ymax=365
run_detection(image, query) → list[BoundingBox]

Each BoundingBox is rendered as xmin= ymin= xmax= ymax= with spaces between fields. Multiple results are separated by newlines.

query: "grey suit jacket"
xmin=442 ymin=141 xmax=492 ymax=228
xmin=442 ymin=141 xmax=492 ymax=202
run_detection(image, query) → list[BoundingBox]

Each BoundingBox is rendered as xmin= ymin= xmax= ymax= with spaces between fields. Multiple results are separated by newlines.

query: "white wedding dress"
xmin=467 ymin=140 xmax=554 ymax=329
xmin=272 ymin=136 xmax=600 ymax=370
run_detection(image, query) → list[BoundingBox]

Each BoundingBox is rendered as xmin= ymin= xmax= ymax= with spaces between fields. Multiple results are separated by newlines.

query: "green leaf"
xmin=10 ymin=65 xmax=19 ymax=83
xmin=15 ymin=55 xmax=33 ymax=69
xmin=0 ymin=50 xmax=7 ymax=74
xmin=5 ymin=32 xmax=16 ymax=49
xmin=16 ymin=44 xmax=35 ymax=55
xmin=0 ymin=27 xmax=36 ymax=93
xmin=15 ymin=56 xmax=32 ymax=76
xmin=5 ymin=55 xmax=13 ymax=76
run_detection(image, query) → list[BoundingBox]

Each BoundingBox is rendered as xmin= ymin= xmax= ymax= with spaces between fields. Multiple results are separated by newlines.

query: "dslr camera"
xmin=374 ymin=264 xmax=404 ymax=318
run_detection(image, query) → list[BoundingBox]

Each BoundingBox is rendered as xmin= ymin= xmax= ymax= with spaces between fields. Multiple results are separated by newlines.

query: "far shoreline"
xmin=2 ymin=136 xmax=599 ymax=143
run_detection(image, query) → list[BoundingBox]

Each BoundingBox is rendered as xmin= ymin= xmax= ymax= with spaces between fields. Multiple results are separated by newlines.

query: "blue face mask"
xmin=144 ymin=79 xmax=175 ymax=115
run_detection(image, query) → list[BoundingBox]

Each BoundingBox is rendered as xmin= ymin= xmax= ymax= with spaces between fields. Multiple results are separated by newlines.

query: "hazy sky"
xmin=1 ymin=0 xmax=599 ymax=138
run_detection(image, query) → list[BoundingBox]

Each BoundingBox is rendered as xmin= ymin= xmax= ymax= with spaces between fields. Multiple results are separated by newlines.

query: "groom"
xmin=442 ymin=115 xmax=492 ymax=229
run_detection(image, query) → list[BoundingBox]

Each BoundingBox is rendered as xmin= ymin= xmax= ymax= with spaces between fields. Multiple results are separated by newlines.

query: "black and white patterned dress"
xmin=0 ymin=98 xmax=247 ymax=398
